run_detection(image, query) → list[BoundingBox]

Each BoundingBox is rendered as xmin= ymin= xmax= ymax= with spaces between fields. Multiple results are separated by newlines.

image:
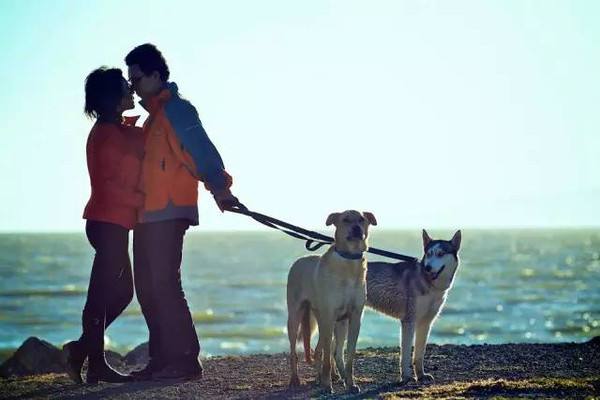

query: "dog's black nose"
xmin=425 ymin=265 xmax=432 ymax=272
xmin=351 ymin=225 xmax=363 ymax=237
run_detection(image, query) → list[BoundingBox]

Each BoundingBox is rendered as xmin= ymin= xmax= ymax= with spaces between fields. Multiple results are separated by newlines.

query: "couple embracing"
xmin=62 ymin=44 xmax=242 ymax=384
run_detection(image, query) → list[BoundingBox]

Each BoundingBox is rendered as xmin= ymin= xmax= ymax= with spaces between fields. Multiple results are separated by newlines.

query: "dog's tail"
xmin=298 ymin=301 xmax=317 ymax=364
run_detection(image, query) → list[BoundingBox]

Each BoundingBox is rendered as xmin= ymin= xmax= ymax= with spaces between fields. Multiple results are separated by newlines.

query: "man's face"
xmin=128 ymin=64 xmax=162 ymax=100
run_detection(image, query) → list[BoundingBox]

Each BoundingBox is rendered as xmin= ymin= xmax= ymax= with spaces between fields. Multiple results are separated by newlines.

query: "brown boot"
xmin=131 ymin=358 xmax=165 ymax=381
xmin=151 ymin=359 xmax=202 ymax=382
xmin=82 ymin=314 xmax=131 ymax=384
xmin=86 ymin=360 xmax=132 ymax=384
xmin=62 ymin=340 xmax=85 ymax=384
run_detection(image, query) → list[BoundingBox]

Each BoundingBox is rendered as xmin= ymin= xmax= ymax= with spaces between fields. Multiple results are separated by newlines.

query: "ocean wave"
xmin=201 ymin=326 xmax=286 ymax=340
xmin=193 ymin=309 xmax=236 ymax=324
xmin=0 ymin=286 xmax=86 ymax=298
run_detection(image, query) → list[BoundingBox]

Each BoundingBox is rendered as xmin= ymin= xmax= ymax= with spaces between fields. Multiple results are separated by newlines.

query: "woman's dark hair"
xmin=125 ymin=43 xmax=170 ymax=82
xmin=84 ymin=67 xmax=124 ymax=119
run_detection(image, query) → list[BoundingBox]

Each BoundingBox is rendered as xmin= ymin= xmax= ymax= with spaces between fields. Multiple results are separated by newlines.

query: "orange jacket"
xmin=83 ymin=117 xmax=145 ymax=229
xmin=138 ymin=82 xmax=232 ymax=225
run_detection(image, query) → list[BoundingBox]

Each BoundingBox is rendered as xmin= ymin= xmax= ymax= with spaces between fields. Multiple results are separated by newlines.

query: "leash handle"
xmin=229 ymin=205 xmax=333 ymax=250
xmin=227 ymin=205 xmax=419 ymax=263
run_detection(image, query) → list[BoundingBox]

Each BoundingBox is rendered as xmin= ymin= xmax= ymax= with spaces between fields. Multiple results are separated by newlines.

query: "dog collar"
xmin=334 ymin=247 xmax=364 ymax=260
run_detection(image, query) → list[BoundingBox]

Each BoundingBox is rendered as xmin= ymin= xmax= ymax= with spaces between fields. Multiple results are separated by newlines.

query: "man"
xmin=126 ymin=43 xmax=241 ymax=381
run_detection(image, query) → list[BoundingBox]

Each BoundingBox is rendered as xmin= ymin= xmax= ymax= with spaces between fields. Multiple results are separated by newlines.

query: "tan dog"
xmin=286 ymin=210 xmax=377 ymax=394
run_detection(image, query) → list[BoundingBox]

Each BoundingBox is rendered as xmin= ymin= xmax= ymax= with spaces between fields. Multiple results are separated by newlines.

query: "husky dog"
xmin=366 ymin=230 xmax=461 ymax=385
xmin=287 ymin=210 xmax=377 ymax=394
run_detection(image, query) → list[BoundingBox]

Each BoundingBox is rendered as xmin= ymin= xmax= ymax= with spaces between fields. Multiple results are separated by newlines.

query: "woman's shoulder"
xmin=122 ymin=124 xmax=143 ymax=134
xmin=88 ymin=122 xmax=124 ymax=147
xmin=90 ymin=121 xmax=122 ymax=135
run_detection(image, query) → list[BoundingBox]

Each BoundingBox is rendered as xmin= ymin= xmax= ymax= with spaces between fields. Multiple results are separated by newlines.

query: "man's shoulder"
xmin=164 ymin=91 xmax=199 ymax=123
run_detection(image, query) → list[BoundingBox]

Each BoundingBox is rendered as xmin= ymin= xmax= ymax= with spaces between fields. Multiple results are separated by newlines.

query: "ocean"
xmin=0 ymin=230 xmax=599 ymax=362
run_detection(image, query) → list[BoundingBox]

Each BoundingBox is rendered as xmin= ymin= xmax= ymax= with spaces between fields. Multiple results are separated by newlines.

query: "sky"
xmin=0 ymin=0 xmax=598 ymax=232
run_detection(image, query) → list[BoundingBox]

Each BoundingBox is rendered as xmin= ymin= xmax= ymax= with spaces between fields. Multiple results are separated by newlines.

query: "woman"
xmin=62 ymin=67 xmax=145 ymax=384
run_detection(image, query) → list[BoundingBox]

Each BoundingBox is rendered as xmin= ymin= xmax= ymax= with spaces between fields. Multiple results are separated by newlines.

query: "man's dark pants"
xmin=133 ymin=219 xmax=200 ymax=370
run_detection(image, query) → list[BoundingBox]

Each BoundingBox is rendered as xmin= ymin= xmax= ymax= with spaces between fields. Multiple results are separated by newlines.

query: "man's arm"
xmin=165 ymin=97 xmax=241 ymax=210
xmin=165 ymin=99 xmax=230 ymax=189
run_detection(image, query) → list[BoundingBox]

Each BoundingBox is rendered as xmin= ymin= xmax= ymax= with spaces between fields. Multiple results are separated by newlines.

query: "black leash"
xmin=227 ymin=206 xmax=419 ymax=263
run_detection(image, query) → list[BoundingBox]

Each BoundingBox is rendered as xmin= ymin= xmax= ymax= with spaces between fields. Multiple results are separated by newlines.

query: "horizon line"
xmin=1 ymin=225 xmax=600 ymax=234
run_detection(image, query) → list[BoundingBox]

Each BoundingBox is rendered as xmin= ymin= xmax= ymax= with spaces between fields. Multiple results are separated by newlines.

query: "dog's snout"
xmin=351 ymin=225 xmax=363 ymax=237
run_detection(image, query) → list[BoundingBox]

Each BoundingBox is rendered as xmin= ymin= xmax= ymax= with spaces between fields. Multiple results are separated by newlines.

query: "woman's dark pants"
xmin=81 ymin=220 xmax=133 ymax=368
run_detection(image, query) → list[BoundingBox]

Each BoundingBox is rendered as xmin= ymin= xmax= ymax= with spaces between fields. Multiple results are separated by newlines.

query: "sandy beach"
xmin=1 ymin=337 xmax=598 ymax=399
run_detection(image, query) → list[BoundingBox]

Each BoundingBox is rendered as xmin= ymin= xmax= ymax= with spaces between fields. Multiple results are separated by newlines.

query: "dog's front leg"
xmin=333 ymin=320 xmax=348 ymax=383
xmin=344 ymin=309 xmax=363 ymax=393
xmin=400 ymin=319 xmax=417 ymax=385
xmin=318 ymin=320 xmax=335 ymax=393
xmin=414 ymin=319 xmax=434 ymax=383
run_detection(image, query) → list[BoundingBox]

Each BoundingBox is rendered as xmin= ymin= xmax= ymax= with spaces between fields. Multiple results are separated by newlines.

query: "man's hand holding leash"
xmin=213 ymin=189 xmax=244 ymax=212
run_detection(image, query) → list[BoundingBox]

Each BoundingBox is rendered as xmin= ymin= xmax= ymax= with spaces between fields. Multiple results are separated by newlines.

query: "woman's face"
xmin=116 ymin=78 xmax=135 ymax=114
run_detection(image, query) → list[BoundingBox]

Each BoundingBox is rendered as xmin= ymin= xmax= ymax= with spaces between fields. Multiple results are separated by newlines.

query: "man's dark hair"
xmin=84 ymin=67 xmax=124 ymax=119
xmin=125 ymin=43 xmax=170 ymax=82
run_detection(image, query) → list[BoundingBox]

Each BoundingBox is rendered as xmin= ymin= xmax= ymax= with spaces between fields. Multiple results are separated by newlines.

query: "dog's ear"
xmin=363 ymin=212 xmax=377 ymax=226
xmin=326 ymin=212 xmax=340 ymax=226
xmin=422 ymin=229 xmax=432 ymax=248
xmin=451 ymin=230 xmax=462 ymax=251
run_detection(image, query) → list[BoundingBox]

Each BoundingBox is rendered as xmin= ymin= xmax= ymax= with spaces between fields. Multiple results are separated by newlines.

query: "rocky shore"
xmin=0 ymin=336 xmax=599 ymax=399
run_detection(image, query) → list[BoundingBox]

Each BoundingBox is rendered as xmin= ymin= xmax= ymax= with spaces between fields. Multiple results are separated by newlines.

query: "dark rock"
xmin=105 ymin=350 xmax=125 ymax=369
xmin=588 ymin=336 xmax=600 ymax=346
xmin=0 ymin=337 xmax=64 ymax=378
xmin=0 ymin=337 xmax=130 ymax=378
xmin=123 ymin=342 xmax=149 ymax=366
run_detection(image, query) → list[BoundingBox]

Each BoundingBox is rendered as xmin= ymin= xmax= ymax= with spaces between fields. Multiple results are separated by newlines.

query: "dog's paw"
xmin=348 ymin=384 xmax=361 ymax=393
xmin=304 ymin=349 xmax=315 ymax=365
xmin=315 ymin=374 xmax=321 ymax=385
xmin=418 ymin=373 xmax=435 ymax=384
xmin=320 ymin=384 xmax=334 ymax=394
xmin=331 ymin=372 xmax=342 ymax=383
xmin=313 ymin=364 xmax=322 ymax=376
xmin=289 ymin=375 xmax=301 ymax=388
xmin=399 ymin=377 xmax=417 ymax=386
